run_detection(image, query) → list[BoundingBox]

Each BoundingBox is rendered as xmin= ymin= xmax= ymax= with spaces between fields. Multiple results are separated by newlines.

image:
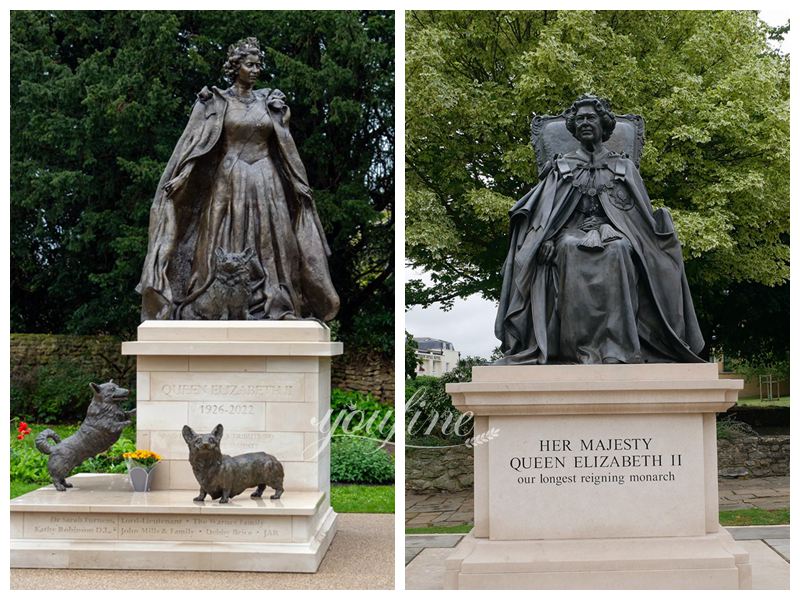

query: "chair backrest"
xmin=531 ymin=111 xmax=645 ymax=179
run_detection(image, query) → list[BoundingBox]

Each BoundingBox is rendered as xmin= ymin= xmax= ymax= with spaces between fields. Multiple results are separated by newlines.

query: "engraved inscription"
xmin=226 ymin=431 xmax=304 ymax=461
xmin=489 ymin=414 xmax=706 ymax=540
xmin=118 ymin=515 xmax=288 ymax=542
xmin=151 ymin=372 xmax=304 ymax=402
xmin=199 ymin=403 xmax=256 ymax=415
xmin=24 ymin=514 xmax=118 ymax=539
xmin=161 ymin=383 xmax=294 ymax=399
xmin=188 ymin=402 xmax=266 ymax=431
xmin=21 ymin=513 xmax=291 ymax=543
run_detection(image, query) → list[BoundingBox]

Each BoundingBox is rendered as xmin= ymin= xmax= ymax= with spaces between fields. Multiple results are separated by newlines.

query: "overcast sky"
xmin=405 ymin=10 xmax=791 ymax=360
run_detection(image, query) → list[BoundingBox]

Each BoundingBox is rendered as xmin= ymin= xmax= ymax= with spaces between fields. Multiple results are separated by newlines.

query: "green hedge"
xmin=330 ymin=437 xmax=394 ymax=484
xmin=11 ymin=359 xmax=131 ymax=423
xmin=331 ymin=388 xmax=394 ymax=443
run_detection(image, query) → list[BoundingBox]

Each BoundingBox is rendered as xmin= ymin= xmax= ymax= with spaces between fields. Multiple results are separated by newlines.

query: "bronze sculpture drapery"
xmin=495 ymin=95 xmax=704 ymax=364
xmin=136 ymin=37 xmax=339 ymax=322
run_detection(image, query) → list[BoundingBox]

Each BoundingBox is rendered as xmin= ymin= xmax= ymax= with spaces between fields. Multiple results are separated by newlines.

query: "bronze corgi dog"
xmin=178 ymin=247 xmax=254 ymax=320
xmin=182 ymin=424 xmax=284 ymax=503
xmin=35 ymin=381 xmax=134 ymax=491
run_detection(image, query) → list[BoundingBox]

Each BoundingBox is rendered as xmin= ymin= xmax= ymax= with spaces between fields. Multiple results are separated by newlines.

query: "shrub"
xmin=330 ymin=437 xmax=394 ymax=484
xmin=717 ymin=415 xmax=759 ymax=440
xmin=331 ymin=388 xmax=394 ymax=443
xmin=11 ymin=359 xmax=100 ymax=423
xmin=405 ymin=357 xmax=486 ymax=442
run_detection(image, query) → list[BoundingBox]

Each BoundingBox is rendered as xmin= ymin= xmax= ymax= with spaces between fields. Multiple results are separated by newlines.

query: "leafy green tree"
xmin=405 ymin=331 xmax=420 ymax=379
xmin=406 ymin=10 xmax=788 ymax=361
xmin=11 ymin=10 xmax=394 ymax=353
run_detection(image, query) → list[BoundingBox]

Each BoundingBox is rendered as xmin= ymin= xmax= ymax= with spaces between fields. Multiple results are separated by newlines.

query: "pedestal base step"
xmin=11 ymin=474 xmax=337 ymax=572
xmin=445 ymin=529 xmax=752 ymax=589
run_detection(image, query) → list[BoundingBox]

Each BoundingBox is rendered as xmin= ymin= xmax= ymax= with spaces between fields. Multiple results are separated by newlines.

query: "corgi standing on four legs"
xmin=182 ymin=423 xmax=285 ymax=504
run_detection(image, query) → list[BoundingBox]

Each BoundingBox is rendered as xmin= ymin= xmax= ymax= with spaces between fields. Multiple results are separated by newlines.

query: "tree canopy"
xmin=11 ymin=10 xmax=394 ymax=353
xmin=406 ymin=10 xmax=789 ymax=361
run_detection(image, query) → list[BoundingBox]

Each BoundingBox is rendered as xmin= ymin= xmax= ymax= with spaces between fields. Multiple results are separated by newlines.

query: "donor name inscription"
xmin=509 ymin=437 xmax=682 ymax=486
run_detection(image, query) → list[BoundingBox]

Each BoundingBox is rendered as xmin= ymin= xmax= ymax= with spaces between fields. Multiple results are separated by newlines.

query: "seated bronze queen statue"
xmin=495 ymin=94 xmax=704 ymax=365
xmin=136 ymin=37 xmax=339 ymax=322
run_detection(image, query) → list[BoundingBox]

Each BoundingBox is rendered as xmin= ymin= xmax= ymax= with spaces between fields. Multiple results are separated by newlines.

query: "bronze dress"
xmin=137 ymin=86 xmax=339 ymax=322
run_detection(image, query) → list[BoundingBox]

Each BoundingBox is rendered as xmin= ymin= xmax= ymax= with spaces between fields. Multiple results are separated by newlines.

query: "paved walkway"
xmin=11 ymin=514 xmax=394 ymax=590
xmin=406 ymin=476 xmax=789 ymax=529
xmin=406 ymin=525 xmax=790 ymax=589
xmin=718 ymin=475 xmax=789 ymax=511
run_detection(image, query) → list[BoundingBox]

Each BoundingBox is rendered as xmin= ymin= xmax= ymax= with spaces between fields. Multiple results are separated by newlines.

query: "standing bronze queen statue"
xmin=136 ymin=37 xmax=339 ymax=322
xmin=495 ymin=94 xmax=704 ymax=365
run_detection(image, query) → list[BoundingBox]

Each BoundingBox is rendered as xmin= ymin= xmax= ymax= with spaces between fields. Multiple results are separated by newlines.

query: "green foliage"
xmin=330 ymin=437 xmax=394 ymax=484
xmin=331 ymin=388 xmax=395 ymax=443
xmin=718 ymin=508 xmax=789 ymax=526
xmin=406 ymin=357 xmax=486 ymax=442
xmin=10 ymin=423 xmax=136 ymax=484
xmin=10 ymin=481 xmax=41 ymax=499
xmin=694 ymin=280 xmax=788 ymax=366
xmin=716 ymin=415 xmax=758 ymax=440
xmin=330 ymin=484 xmax=394 ymax=513
xmin=11 ymin=360 xmax=100 ymax=423
xmin=11 ymin=11 xmax=393 ymax=354
xmin=722 ymin=345 xmax=789 ymax=383
xmin=737 ymin=397 xmax=789 ymax=408
xmin=406 ymin=524 xmax=473 ymax=535
xmin=10 ymin=441 xmax=50 ymax=484
xmin=406 ymin=10 xmax=789 ymax=362
xmin=406 ymin=332 xmax=420 ymax=379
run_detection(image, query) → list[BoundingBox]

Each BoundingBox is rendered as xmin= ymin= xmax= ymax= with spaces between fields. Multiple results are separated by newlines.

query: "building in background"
xmin=414 ymin=337 xmax=460 ymax=377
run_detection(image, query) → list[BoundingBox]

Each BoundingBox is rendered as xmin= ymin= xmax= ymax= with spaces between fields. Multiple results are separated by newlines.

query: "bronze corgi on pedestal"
xmin=35 ymin=381 xmax=134 ymax=491
xmin=182 ymin=423 xmax=285 ymax=503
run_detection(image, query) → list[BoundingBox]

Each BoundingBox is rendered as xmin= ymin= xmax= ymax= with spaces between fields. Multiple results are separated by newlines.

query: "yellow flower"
xmin=123 ymin=449 xmax=161 ymax=466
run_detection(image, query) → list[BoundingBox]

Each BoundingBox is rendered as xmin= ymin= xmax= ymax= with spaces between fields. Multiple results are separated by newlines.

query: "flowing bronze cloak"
xmin=495 ymin=148 xmax=704 ymax=364
xmin=136 ymin=86 xmax=339 ymax=321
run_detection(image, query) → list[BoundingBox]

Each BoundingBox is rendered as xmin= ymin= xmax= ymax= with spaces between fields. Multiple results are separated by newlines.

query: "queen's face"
xmin=237 ymin=52 xmax=262 ymax=86
xmin=574 ymin=105 xmax=603 ymax=146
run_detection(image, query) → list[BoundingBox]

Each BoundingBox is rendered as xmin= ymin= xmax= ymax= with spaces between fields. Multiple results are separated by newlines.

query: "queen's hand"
xmin=294 ymin=182 xmax=312 ymax=198
xmin=163 ymin=170 xmax=189 ymax=197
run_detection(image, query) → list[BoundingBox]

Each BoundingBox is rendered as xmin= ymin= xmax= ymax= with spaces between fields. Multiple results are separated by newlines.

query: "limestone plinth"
xmin=122 ymin=321 xmax=341 ymax=495
xmin=11 ymin=474 xmax=336 ymax=572
xmin=444 ymin=363 xmax=751 ymax=589
xmin=11 ymin=321 xmax=342 ymax=573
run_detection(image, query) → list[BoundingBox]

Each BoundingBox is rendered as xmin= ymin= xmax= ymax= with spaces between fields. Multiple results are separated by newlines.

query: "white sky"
xmin=405 ymin=9 xmax=791 ymax=360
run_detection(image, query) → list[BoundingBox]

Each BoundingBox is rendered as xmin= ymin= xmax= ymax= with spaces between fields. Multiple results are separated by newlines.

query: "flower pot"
xmin=126 ymin=460 xmax=159 ymax=492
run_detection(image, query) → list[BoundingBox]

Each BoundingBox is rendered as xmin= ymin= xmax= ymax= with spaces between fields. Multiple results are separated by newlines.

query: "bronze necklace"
xmin=231 ymin=86 xmax=256 ymax=106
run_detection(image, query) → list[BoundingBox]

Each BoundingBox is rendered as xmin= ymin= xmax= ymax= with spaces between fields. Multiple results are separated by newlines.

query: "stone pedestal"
xmin=11 ymin=321 xmax=342 ymax=573
xmin=444 ymin=363 xmax=752 ymax=589
xmin=11 ymin=474 xmax=336 ymax=572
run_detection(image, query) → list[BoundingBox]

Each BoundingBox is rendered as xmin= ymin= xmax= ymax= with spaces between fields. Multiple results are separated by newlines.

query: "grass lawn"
xmin=331 ymin=484 xmax=394 ymax=513
xmin=11 ymin=422 xmax=136 ymax=442
xmin=10 ymin=481 xmax=42 ymax=498
xmin=737 ymin=396 xmax=789 ymax=408
xmin=406 ymin=509 xmax=790 ymax=534
xmin=406 ymin=524 xmax=472 ymax=535
xmin=719 ymin=508 xmax=789 ymax=526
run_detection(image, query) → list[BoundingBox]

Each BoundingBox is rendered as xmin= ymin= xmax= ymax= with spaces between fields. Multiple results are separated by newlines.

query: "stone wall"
xmin=11 ymin=333 xmax=393 ymax=403
xmin=718 ymin=435 xmax=789 ymax=477
xmin=10 ymin=333 xmax=136 ymax=387
xmin=331 ymin=352 xmax=394 ymax=404
xmin=406 ymin=445 xmax=474 ymax=492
